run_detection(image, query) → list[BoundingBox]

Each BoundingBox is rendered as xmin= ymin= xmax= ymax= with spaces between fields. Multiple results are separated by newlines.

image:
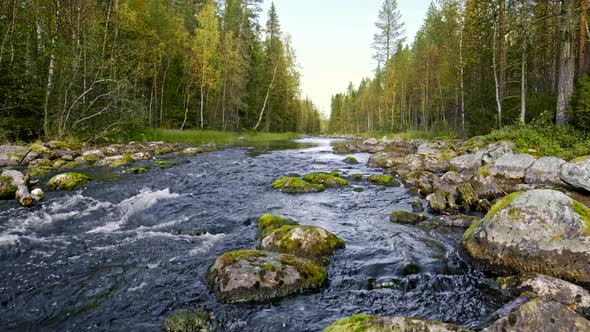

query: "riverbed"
xmin=0 ymin=138 xmax=505 ymax=331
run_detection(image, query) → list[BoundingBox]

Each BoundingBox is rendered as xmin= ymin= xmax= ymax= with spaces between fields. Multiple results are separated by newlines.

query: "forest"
xmin=0 ymin=0 xmax=321 ymax=142
xmin=329 ymin=0 xmax=590 ymax=137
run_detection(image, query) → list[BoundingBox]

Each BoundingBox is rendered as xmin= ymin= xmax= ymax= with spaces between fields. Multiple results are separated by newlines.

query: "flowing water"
xmin=0 ymin=138 xmax=506 ymax=331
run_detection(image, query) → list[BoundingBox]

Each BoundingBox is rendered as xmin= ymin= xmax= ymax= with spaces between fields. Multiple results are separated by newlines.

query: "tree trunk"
xmin=499 ymin=0 xmax=507 ymax=100
xmin=460 ymin=27 xmax=465 ymax=133
xmin=493 ymin=25 xmax=502 ymax=128
xmin=557 ymin=0 xmax=577 ymax=125
xmin=579 ymin=0 xmax=588 ymax=74
xmin=43 ymin=1 xmax=60 ymax=138
xmin=254 ymin=62 xmax=279 ymax=131
xmin=521 ymin=46 xmax=527 ymax=124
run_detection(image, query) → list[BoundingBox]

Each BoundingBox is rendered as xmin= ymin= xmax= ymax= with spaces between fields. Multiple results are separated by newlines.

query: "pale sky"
xmin=260 ymin=1 xmax=429 ymax=118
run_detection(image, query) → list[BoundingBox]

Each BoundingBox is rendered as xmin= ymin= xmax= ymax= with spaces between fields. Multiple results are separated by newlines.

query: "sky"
xmin=260 ymin=1 xmax=429 ymax=118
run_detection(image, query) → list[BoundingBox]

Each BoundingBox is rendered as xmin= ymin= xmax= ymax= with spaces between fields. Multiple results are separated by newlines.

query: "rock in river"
xmin=324 ymin=315 xmax=470 ymax=332
xmin=259 ymin=224 xmax=345 ymax=262
xmin=47 ymin=172 xmax=91 ymax=191
xmin=463 ymin=189 xmax=590 ymax=285
xmin=205 ymin=250 xmax=327 ymax=303
xmin=272 ymin=176 xmax=325 ymax=194
xmin=303 ymin=172 xmax=349 ymax=188
xmin=390 ymin=210 xmax=427 ymax=225
xmin=257 ymin=214 xmax=299 ymax=238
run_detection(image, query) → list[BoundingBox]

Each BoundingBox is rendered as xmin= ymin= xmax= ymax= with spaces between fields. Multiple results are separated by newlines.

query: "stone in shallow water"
xmin=257 ymin=214 xmax=298 ymax=239
xmin=367 ymin=174 xmax=400 ymax=186
xmin=303 ymin=172 xmax=349 ymax=188
xmin=162 ymin=307 xmax=214 ymax=332
xmin=47 ymin=172 xmax=91 ymax=191
xmin=463 ymin=189 xmax=590 ymax=286
xmin=390 ymin=210 xmax=427 ymax=225
xmin=205 ymin=250 xmax=327 ymax=304
xmin=323 ymin=315 xmax=470 ymax=332
xmin=272 ymin=176 xmax=325 ymax=194
xmin=259 ymin=224 xmax=345 ymax=262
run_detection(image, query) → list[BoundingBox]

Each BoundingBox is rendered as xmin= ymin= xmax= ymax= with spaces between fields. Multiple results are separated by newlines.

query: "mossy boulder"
xmin=162 ymin=308 xmax=213 ymax=332
xmin=28 ymin=166 xmax=53 ymax=177
xmin=324 ymin=315 xmax=470 ymax=332
xmin=463 ymin=190 xmax=590 ymax=286
xmin=482 ymin=297 xmax=590 ymax=332
xmin=303 ymin=172 xmax=349 ymax=188
xmin=156 ymin=160 xmax=179 ymax=168
xmin=560 ymin=156 xmax=590 ymax=192
xmin=205 ymin=250 xmax=327 ymax=303
xmin=367 ymin=174 xmax=400 ymax=186
xmin=390 ymin=210 xmax=427 ymax=225
xmin=352 ymin=174 xmax=363 ymax=181
xmin=109 ymin=154 xmax=134 ymax=168
xmin=411 ymin=199 xmax=424 ymax=212
xmin=257 ymin=214 xmax=298 ymax=238
xmin=426 ymin=189 xmax=457 ymax=213
xmin=343 ymin=156 xmax=359 ymax=164
xmin=0 ymin=175 xmax=17 ymax=200
xmin=47 ymin=172 xmax=91 ymax=191
xmin=272 ymin=177 xmax=325 ymax=194
xmin=260 ymin=225 xmax=345 ymax=262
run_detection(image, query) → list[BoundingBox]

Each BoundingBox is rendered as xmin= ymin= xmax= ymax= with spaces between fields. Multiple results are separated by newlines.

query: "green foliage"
xmin=480 ymin=117 xmax=590 ymax=160
xmin=571 ymin=75 xmax=590 ymax=131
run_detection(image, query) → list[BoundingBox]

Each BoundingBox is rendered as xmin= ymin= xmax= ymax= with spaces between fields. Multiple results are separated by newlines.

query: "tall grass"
xmin=119 ymin=129 xmax=301 ymax=146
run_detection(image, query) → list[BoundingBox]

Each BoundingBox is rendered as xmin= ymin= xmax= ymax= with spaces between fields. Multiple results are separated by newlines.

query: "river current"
xmin=0 ymin=138 xmax=505 ymax=331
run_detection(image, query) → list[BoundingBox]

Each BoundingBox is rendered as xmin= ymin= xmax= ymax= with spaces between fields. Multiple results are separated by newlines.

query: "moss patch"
xmin=264 ymin=225 xmax=345 ymax=260
xmin=0 ymin=176 xmax=17 ymax=199
xmin=570 ymin=155 xmax=590 ymax=163
xmin=324 ymin=314 xmax=376 ymax=332
xmin=343 ymin=156 xmax=359 ymax=164
xmin=367 ymin=174 xmax=400 ymax=186
xmin=109 ymin=154 xmax=133 ymax=168
xmin=28 ymin=166 xmax=53 ymax=177
xmin=156 ymin=160 xmax=179 ymax=168
xmin=84 ymin=155 xmax=100 ymax=164
xmin=272 ymin=176 xmax=325 ymax=194
xmin=218 ymin=250 xmax=268 ymax=267
xmin=125 ymin=167 xmax=148 ymax=174
xmin=390 ymin=210 xmax=427 ymax=225
xmin=352 ymin=174 xmax=363 ymax=181
xmin=257 ymin=214 xmax=298 ymax=238
xmin=162 ymin=308 xmax=214 ymax=332
xmin=303 ymin=172 xmax=349 ymax=188
xmin=47 ymin=172 xmax=92 ymax=191
xmin=278 ymin=254 xmax=327 ymax=288
xmin=484 ymin=191 xmax=524 ymax=220
xmin=572 ymin=200 xmax=590 ymax=236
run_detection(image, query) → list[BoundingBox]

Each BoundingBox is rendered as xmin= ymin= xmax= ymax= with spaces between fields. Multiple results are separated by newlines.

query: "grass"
xmin=478 ymin=119 xmax=590 ymax=160
xmin=118 ymin=128 xmax=301 ymax=146
xmin=340 ymin=130 xmax=456 ymax=141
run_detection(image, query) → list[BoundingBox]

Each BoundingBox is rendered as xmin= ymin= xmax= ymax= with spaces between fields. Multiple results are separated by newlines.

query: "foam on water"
xmin=88 ymin=188 xmax=180 ymax=233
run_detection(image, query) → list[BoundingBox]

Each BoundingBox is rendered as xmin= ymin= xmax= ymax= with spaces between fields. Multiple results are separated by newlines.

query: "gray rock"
xmin=517 ymin=274 xmax=590 ymax=319
xmin=324 ymin=315 xmax=470 ymax=332
xmin=560 ymin=156 xmax=590 ymax=192
xmin=205 ymin=250 xmax=327 ymax=303
xmin=450 ymin=151 xmax=485 ymax=175
xmin=0 ymin=145 xmax=30 ymax=166
xmin=525 ymin=156 xmax=566 ymax=186
xmin=482 ymin=297 xmax=590 ymax=332
xmin=463 ymin=189 xmax=590 ymax=285
xmin=259 ymin=225 xmax=345 ymax=262
xmin=482 ymin=141 xmax=515 ymax=165
xmin=363 ymin=138 xmax=379 ymax=145
xmin=487 ymin=154 xmax=536 ymax=180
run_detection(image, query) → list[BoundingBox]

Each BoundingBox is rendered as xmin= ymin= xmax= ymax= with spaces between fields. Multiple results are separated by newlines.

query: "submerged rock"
xmin=205 ymin=250 xmax=327 ymax=303
xmin=272 ymin=177 xmax=325 ymax=194
xmin=560 ymin=156 xmax=590 ymax=192
xmin=343 ymin=156 xmax=359 ymax=164
xmin=390 ymin=210 xmax=427 ymax=225
xmin=463 ymin=190 xmax=590 ymax=285
xmin=162 ymin=307 xmax=214 ymax=332
xmin=47 ymin=172 xmax=91 ymax=191
xmin=303 ymin=172 xmax=349 ymax=188
xmin=260 ymin=225 xmax=345 ymax=261
xmin=324 ymin=315 xmax=470 ymax=332
xmin=257 ymin=214 xmax=298 ymax=238
xmin=367 ymin=174 xmax=400 ymax=186
xmin=482 ymin=297 xmax=590 ymax=332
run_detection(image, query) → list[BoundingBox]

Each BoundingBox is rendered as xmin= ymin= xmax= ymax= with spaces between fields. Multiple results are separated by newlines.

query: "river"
xmin=0 ymin=138 xmax=505 ymax=331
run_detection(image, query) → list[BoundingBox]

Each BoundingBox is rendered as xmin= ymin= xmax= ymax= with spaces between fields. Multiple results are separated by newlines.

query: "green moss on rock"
xmin=343 ymin=156 xmax=359 ymax=164
xmin=261 ymin=225 xmax=345 ymax=261
xmin=484 ymin=191 xmax=525 ymax=220
xmin=28 ymin=166 xmax=53 ymax=178
xmin=126 ymin=167 xmax=148 ymax=174
xmin=324 ymin=314 xmax=375 ymax=332
xmin=278 ymin=253 xmax=328 ymax=287
xmin=572 ymin=201 xmax=590 ymax=236
xmin=257 ymin=214 xmax=298 ymax=238
xmin=352 ymin=174 xmax=363 ymax=181
xmin=47 ymin=172 xmax=91 ymax=191
xmin=390 ymin=210 xmax=427 ymax=225
xmin=367 ymin=174 xmax=400 ymax=186
xmin=162 ymin=308 xmax=213 ymax=332
xmin=84 ymin=155 xmax=100 ymax=164
xmin=0 ymin=176 xmax=17 ymax=199
xmin=303 ymin=172 xmax=349 ymax=188
xmin=109 ymin=154 xmax=133 ymax=168
xmin=272 ymin=176 xmax=325 ymax=194
xmin=156 ymin=160 xmax=179 ymax=168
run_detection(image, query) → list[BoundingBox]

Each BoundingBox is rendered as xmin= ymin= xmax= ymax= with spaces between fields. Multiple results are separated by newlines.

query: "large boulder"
xmin=205 ymin=250 xmax=327 ymax=303
xmin=483 ymin=154 xmax=536 ymax=191
xmin=516 ymin=274 xmax=590 ymax=319
xmin=260 ymin=225 xmax=345 ymax=262
xmin=481 ymin=141 xmax=514 ymax=164
xmin=272 ymin=177 xmax=325 ymax=194
xmin=324 ymin=315 xmax=469 ymax=332
xmin=463 ymin=190 xmax=590 ymax=285
xmin=450 ymin=151 xmax=485 ymax=175
xmin=482 ymin=297 xmax=590 ymax=332
xmin=47 ymin=172 xmax=91 ymax=191
xmin=0 ymin=145 xmax=31 ymax=167
xmin=560 ymin=156 xmax=590 ymax=192
xmin=303 ymin=172 xmax=349 ymax=188
xmin=525 ymin=156 xmax=566 ymax=186
xmin=257 ymin=214 xmax=299 ymax=238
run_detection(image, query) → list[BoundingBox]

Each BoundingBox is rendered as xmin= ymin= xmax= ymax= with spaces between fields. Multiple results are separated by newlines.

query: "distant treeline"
xmin=0 ymin=0 xmax=321 ymax=142
xmin=330 ymin=0 xmax=590 ymax=136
